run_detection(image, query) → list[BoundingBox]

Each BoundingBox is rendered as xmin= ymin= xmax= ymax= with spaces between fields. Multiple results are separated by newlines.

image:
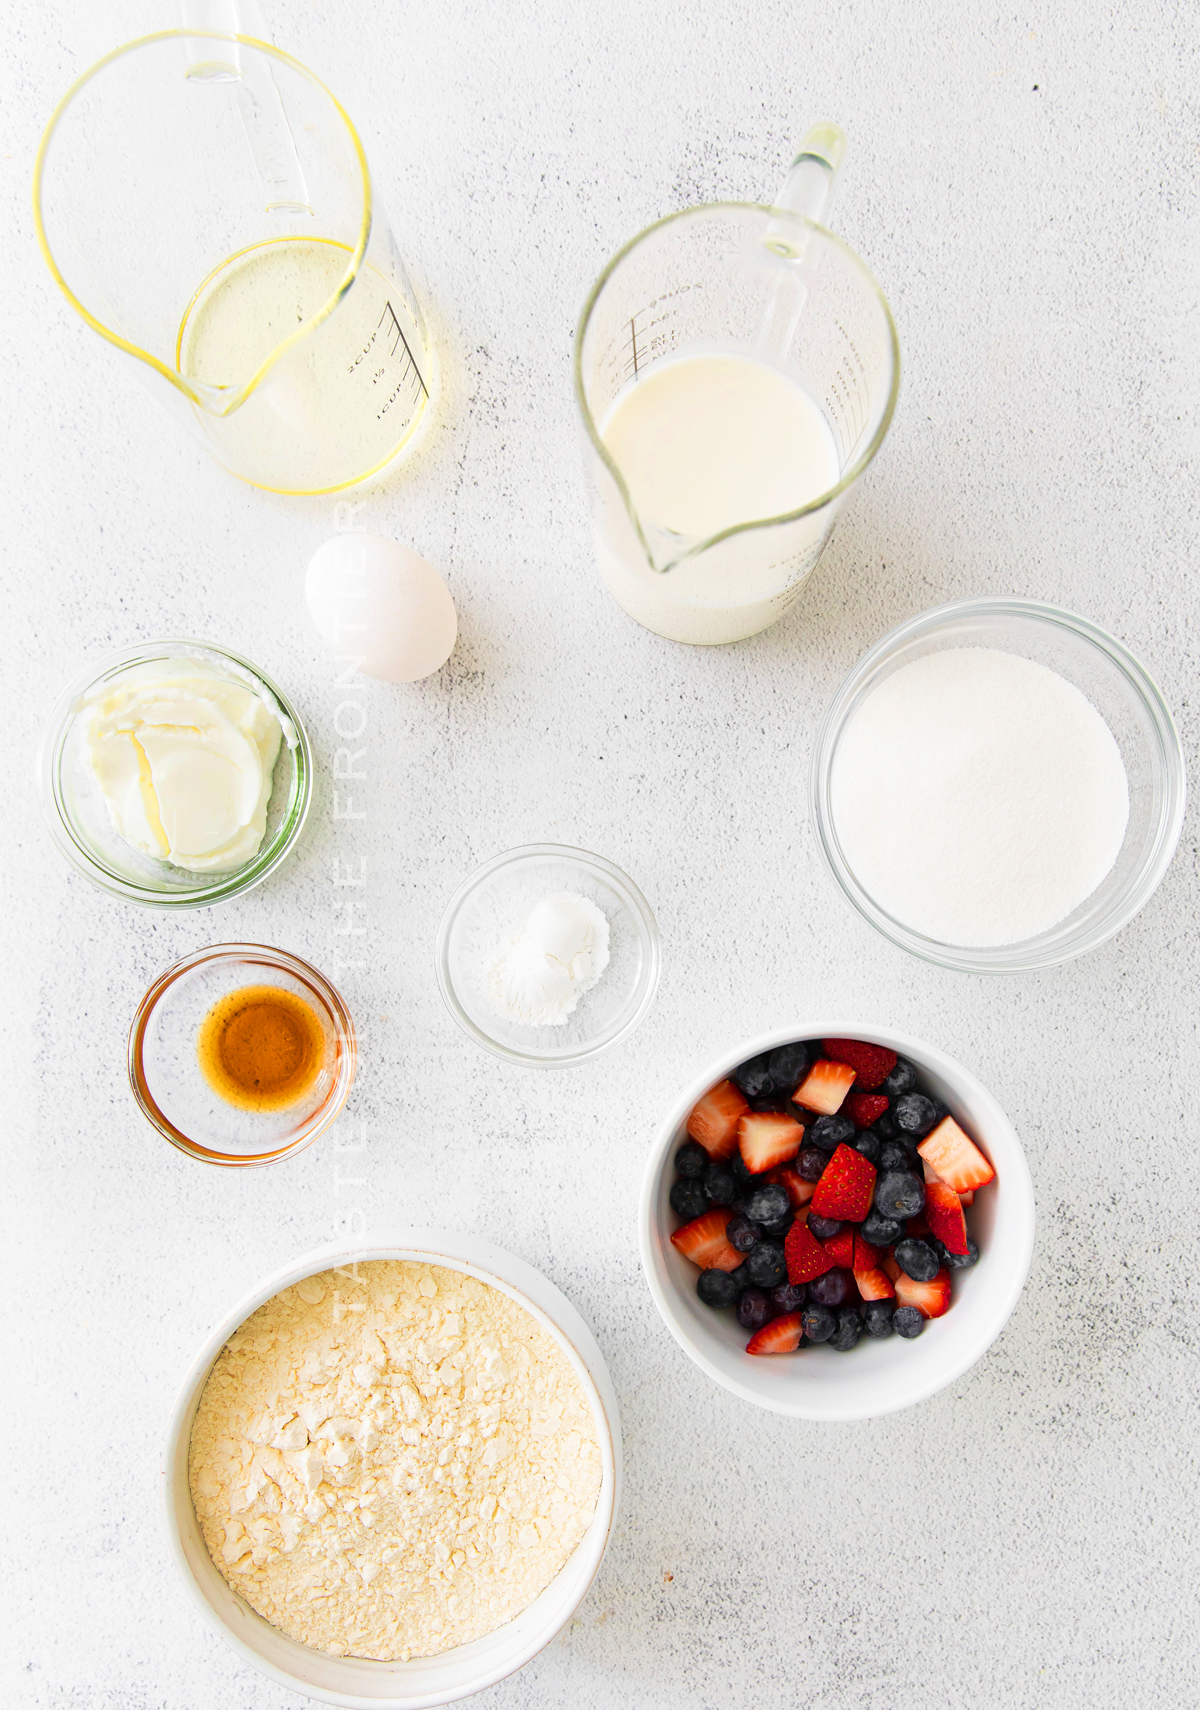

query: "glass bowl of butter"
xmin=37 ymin=638 xmax=312 ymax=908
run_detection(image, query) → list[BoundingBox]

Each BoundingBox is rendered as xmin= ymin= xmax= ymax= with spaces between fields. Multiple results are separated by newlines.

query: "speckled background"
xmin=4 ymin=2 xmax=1199 ymax=1706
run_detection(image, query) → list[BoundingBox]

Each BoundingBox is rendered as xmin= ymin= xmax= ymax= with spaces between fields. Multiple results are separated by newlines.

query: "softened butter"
xmin=81 ymin=658 xmax=284 ymax=873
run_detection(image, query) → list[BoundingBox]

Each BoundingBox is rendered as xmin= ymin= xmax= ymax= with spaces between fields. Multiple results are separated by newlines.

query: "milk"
xmin=602 ymin=353 xmax=839 ymax=538
xmin=597 ymin=353 xmax=841 ymax=644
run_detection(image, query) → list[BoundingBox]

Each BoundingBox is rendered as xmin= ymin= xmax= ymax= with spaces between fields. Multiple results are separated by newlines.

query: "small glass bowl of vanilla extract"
xmin=128 ymin=944 xmax=357 ymax=1165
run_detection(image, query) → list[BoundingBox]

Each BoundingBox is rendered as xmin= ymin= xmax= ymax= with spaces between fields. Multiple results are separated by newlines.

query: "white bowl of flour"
xmin=811 ymin=598 xmax=1185 ymax=973
xmin=163 ymin=1232 xmax=620 ymax=1707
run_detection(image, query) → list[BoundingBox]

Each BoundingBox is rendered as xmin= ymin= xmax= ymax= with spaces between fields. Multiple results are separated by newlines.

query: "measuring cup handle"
xmin=179 ymin=0 xmax=313 ymax=215
xmin=774 ymin=122 xmax=847 ymax=226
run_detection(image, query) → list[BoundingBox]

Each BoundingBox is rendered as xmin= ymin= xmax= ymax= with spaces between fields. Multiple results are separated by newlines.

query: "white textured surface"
xmin=4 ymin=2 xmax=1199 ymax=1707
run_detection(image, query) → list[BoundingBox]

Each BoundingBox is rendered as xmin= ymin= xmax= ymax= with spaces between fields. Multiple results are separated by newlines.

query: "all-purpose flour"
xmin=189 ymin=1261 xmax=602 ymax=1660
xmin=830 ymin=647 xmax=1129 ymax=946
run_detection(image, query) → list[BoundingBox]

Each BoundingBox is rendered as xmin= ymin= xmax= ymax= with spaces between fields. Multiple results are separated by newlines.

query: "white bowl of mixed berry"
xmin=639 ymin=1026 xmax=1035 ymax=1419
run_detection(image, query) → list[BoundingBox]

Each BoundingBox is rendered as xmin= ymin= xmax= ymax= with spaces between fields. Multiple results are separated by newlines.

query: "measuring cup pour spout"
xmin=574 ymin=119 xmax=900 ymax=645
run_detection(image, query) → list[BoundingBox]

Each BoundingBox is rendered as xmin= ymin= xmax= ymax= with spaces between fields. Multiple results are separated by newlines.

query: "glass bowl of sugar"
xmin=811 ymin=598 xmax=1185 ymax=973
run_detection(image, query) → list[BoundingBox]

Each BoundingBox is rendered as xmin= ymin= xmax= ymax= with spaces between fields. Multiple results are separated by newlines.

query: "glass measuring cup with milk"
xmin=574 ymin=125 xmax=899 ymax=645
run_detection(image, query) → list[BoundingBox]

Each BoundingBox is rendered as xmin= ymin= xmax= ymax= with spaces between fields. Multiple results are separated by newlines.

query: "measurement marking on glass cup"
xmin=625 ymin=315 xmax=641 ymax=379
xmin=378 ymin=300 xmax=429 ymax=401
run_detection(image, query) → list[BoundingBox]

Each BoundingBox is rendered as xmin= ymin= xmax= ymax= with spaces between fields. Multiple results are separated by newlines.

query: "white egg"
xmin=304 ymin=534 xmax=457 ymax=682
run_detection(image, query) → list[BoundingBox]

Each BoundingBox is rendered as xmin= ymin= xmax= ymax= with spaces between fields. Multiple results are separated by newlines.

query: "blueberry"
xmin=730 ymin=1151 xmax=753 ymax=1182
xmin=744 ymin=1182 xmax=789 ymax=1225
xmin=696 ymin=1268 xmax=740 ymax=1308
xmin=749 ymin=1094 xmax=786 ymax=1112
xmin=797 ymin=1147 xmax=827 ymax=1183
xmin=881 ymin=1057 xmax=917 ymax=1097
xmin=894 ymin=1237 xmax=939 ymax=1282
xmin=863 ymin=1299 xmax=895 ymax=1338
xmin=802 ymin=1303 xmax=836 ymax=1343
xmin=766 ymin=1040 xmax=811 ymax=1093
xmin=810 ymin=1113 xmax=855 ymax=1152
xmin=879 ymin=1140 xmax=912 ymax=1173
xmin=759 ymin=1212 xmax=794 ymax=1240
xmin=772 ymin=1282 xmax=807 ymax=1313
xmin=736 ymin=1287 xmax=774 ymax=1331
xmin=829 ymin=1306 xmax=862 ymax=1351
xmin=674 ymin=1139 xmax=708 ymax=1178
xmin=704 ymin=1164 xmax=738 ymax=1206
xmin=726 ymin=1214 xmax=763 ymax=1253
xmin=853 ymin=1129 xmax=881 ymax=1164
xmin=727 ymin=1261 xmax=752 ymax=1293
xmin=893 ymin=1305 xmax=926 ymax=1338
xmin=807 ymin=1214 xmax=843 ymax=1242
xmin=934 ymin=1234 xmax=979 ymax=1271
xmin=870 ymin=1109 xmax=898 ymax=1139
xmin=860 ymin=1208 xmax=904 ymax=1247
xmin=669 ymin=1178 xmax=708 ymax=1219
xmin=873 ymin=1170 xmax=925 ymax=1221
xmin=808 ymin=1268 xmax=851 ymax=1307
xmin=930 ymin=1099 xmax=951 ymax=1124
xmin=731 ymin=1184 xmax=758 ymax=1216
xmin=893 ymin=1093 xmax=938 ymax=1137
xmin=732 ymin=1053 xmax=774 ymax=1100
xmin=745 ymin=1242 xmax=787 ymax=1288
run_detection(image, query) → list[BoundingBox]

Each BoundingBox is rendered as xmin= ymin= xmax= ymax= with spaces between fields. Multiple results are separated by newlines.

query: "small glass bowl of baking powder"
xmin=436 ymin=844 xmax=661 ymax=1067
xmin=811 ymin=598 xmax=1186 ymax=974
xmin=36 ymin=637 xmax=312 ymax=909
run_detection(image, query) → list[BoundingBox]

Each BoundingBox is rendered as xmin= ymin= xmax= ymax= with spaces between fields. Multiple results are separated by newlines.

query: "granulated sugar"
xmin=830 ymin=647 xmax=1129 ymax=946
xmin=188 ymin=1261 xmax=602 ymax=1660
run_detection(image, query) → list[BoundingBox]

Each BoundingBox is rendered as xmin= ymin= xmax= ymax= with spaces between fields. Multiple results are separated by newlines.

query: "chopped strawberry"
xmin=853 ymin=1230 xmax=883 ymax=1273
xmin=925 ymin=1180 xmax=969 ymax=1256
xmin=881 ymin=1252 xmax=902 ymax=1283
xmin=845 ymin=1091 xmax=889 ymax=1129
xmin=792 ymin=1058 xmax=856 ymax=1115
xmin=958 ymin=1189 xmax=975 ymax=1207
xmin=810 ymin=1143 xmax=876 ymax=1221
xmin=784 ymin=1218 xmax=834 ymax=1285
xmin=894 ymin=1269 xmax=952 ymax=1318
xmin=670 ymin=1208 xmax=743 ymax=1272
xmin=766 ymin=1164 xmax=815 ymax=1208
xmin=905 ymin=1213 xmax=931 ymax=1239
xmin=737 ymin=1110 xmax=803 ymax=1174
xmin=854 ymin=1266 xmax=895 ymax=1301
xmin=820 ymin=1038 xmax=897 ymax=1091
xmin=922 ymin=1156 xmax=943 ymax=1184
xmin=686 ymin=1079 xmax=749 ymax=1160
xmin=746 ymin=1311 xmax=804 ymax=1355
xmin=917 ymin=1116 xmax=995 ymax=1194
xmin=822 ymin=1229 xmax=855 ymax=1268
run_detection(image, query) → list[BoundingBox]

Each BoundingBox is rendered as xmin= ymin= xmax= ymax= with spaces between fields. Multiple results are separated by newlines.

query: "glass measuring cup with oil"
xmin=574 ymin=125 xmax=900 ymax=644
xmin=34 ymin=30 xmax=431 ymax=494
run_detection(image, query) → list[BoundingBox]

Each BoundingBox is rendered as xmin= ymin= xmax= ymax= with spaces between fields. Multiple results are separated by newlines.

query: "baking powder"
xmin=486 ymin=892 xmax=610 ymax=1025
